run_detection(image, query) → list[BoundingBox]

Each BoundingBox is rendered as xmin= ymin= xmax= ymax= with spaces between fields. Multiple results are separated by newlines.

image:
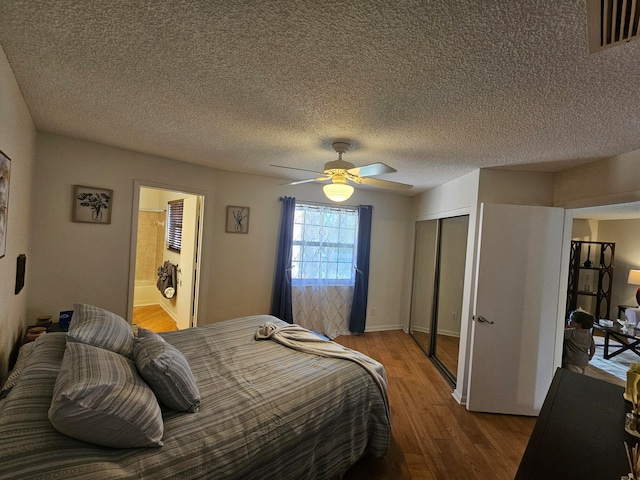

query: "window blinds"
xmin=167 ymin=200 xmax=184 ymax=252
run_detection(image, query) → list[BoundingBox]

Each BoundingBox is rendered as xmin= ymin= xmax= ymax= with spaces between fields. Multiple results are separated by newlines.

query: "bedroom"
xmin=2 ymin=1 xmax=640 ymax=478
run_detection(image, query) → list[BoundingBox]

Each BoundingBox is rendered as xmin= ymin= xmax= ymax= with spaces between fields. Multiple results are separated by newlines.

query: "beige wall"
xmin=0 ymin=45 xmax=36 ymax=380
xmin=26 ymin=132 xmax=412 ymax=336
xmin=561 ymin=154 xmax=640 ymax=319
xmin=478 ymin=169 xmax=555 ymax=206
xmin=555 ymin=153 xmax=640 ymax=209
xmin=135 ymin=210 xmax=165 ymax=283
xmin=579 ymin=218 xmax=640 ymax=314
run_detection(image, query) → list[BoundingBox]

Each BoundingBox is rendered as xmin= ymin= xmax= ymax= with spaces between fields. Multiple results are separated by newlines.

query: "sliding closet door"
xmin=408 ymin=220 xmax=438 ymax=355
xmin=433 ymin=216 xmax=468 ymax=380
xmin=409 ymin=215 xmax=469 ymax=387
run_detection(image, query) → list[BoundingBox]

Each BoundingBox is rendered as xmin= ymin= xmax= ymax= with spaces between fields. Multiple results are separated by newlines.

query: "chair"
xmin=626 ymin=307 xmax=640 ymax=331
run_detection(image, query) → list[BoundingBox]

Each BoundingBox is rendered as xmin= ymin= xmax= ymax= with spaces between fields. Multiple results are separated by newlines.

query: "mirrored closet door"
xmin=409 ymin=215 xmax=469 ymax=387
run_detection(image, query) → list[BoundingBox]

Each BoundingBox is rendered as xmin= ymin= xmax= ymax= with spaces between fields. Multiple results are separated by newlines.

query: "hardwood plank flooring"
xmin=133 ymin=304 xmax=178 ymax=332
xmin=336 ymin=330 xmax=536 ymax=480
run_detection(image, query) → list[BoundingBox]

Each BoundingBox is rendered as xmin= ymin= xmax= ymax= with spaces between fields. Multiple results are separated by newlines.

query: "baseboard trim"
xmin=364 ymin=324 xmax=405 ymax=333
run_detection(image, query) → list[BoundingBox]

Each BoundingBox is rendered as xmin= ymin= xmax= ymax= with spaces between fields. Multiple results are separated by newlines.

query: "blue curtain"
xmin=349 ymin=205 xmax=373 ymax=333
xmin=270 ymin=196 xmax=296 ymax=323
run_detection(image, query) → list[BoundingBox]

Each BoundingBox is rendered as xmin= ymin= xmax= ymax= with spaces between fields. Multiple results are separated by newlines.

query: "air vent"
xmin=586 ymin=0 xmax=640 ymax=53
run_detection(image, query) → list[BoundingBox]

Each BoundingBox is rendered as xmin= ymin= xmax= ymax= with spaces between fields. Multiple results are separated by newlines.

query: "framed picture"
xmin=226 ymin=206 xmax=250 ymax=234
xmin=0 ymin=149 xmax=11 ymax=259
xmin=72 ymin=185 xmax=113 ymax=224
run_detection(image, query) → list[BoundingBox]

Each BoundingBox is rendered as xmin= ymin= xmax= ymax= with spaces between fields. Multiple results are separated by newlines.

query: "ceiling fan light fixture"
xmin=323 ymin=183 xmax=354 ymax=202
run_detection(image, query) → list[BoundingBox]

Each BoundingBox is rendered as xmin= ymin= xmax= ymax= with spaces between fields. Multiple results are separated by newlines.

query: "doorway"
xmin=409 ymin=215 xmax=469 ymax=387
xmin=128 ymin=181 xmax=204 ymax=331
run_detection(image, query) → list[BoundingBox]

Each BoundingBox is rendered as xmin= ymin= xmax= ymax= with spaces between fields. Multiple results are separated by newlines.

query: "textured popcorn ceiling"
xmin=1 ymin=1 xmax=640 ymax=194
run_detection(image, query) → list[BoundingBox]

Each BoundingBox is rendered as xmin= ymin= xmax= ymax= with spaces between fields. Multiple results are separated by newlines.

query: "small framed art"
xmin=226 ymin=206 xmax=250 ymax=234
xmin=72 ymin=185 xmax=113 ymax=224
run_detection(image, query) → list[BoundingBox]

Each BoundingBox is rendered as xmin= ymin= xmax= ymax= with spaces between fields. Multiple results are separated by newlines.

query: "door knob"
xmin=475 ymin=315 xmax=495 ymax=324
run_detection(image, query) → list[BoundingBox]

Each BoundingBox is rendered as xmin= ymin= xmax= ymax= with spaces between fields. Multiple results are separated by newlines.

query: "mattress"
xmin=0 ymin=314 xmax=390 ymax=479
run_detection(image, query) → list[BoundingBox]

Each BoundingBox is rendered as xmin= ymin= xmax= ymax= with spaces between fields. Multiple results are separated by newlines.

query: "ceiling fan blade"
xmin=284 ymin=177 xmax=330 ymax=186
xmin=271 ymin=164 xmax=325 ymax=176
xmin=347 ymin=162 xmax=396 ymax=177
xmin=352 ymin=176 xmax=413 ymax=190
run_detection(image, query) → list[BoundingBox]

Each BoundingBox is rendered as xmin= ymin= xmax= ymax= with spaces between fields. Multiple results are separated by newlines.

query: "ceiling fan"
xmin=272 ymin=141 xmax=413 ymax=202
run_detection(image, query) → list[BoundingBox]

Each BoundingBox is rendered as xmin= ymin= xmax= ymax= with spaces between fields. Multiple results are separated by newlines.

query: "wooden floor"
xmin=133 ymin=304 xmax=178 ymax=332
xmin=335 ymin=330 xmax=536 ymax=480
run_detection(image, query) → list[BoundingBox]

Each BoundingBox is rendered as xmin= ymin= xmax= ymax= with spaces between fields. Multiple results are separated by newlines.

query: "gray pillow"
xmin=133 ymin=330 xmax=200 ymax=412
xmin=68 ymin=303 xmax=134 ymax=358
xmin=48 ymin=341 xmax=164 ymax=448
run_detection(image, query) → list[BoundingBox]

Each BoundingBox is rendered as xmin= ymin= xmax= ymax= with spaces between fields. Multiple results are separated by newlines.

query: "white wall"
xmin=27 ymin=132 xmax=412 ymax=334
xmin=0 ymin=45 xmax=36 ymax=380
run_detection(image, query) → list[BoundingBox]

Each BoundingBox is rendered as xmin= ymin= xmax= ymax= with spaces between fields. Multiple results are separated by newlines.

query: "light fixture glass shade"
xmin=323 ymin=183 xmax=354 ymax=202
xmin=629 ymin=270 xmax=640 ymax=285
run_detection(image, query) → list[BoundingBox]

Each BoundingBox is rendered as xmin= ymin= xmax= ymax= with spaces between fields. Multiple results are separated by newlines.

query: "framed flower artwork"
xmin=72 ymin=185 xmax=113 ymax=224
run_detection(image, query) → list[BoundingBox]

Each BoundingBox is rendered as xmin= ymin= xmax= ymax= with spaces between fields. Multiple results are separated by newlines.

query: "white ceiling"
xmin=1 ymin=1 xmax=640 ymax=196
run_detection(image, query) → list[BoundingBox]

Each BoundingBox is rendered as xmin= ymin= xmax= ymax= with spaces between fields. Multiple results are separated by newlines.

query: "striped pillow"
xmin=68 ymin=303 xmax=134 ymax=358
xmin=133 ymin=331 xmax=201 ymax=412
xmin=48 ymin=341 xmax=163 ymax=448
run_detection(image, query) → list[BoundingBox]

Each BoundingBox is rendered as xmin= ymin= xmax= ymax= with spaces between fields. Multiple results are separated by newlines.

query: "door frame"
xmin=127 ymin=179 xmax=206 ymax=328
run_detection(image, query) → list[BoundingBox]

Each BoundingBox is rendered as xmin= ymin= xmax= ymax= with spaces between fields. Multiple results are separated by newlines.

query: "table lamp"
xmin=628 ymin=269 xmax=640 ymax=306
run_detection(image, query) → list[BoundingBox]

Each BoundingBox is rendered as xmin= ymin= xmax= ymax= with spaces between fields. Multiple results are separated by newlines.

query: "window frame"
xmin=291 ymin=202 xmax=358 ymax=286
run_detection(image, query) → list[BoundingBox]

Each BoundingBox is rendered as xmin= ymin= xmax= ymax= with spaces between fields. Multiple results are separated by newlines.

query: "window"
xmin=166 ymin=200 xmax=184 ymax=252
xmin=292 ymin=203 xmax=358 ymax=285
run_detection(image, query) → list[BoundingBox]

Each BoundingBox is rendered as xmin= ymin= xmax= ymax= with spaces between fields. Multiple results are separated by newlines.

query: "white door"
xmin=176 ymin=195 xmax=199 ymax=329
xmin=466 ymin=203 xmax=565 ymax=415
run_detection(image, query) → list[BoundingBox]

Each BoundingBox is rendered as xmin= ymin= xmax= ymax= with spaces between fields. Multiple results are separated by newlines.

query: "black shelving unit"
xmin=566 ymin=241 xmax=615 ymax=320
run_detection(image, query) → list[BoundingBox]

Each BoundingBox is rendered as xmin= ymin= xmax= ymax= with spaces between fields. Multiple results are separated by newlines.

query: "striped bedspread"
xmin=0 ymin=315 xmax=390 ymax=479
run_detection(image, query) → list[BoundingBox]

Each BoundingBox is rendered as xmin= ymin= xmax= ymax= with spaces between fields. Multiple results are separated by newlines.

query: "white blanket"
xmin=255 ymin=322 xmax=390 ymax=422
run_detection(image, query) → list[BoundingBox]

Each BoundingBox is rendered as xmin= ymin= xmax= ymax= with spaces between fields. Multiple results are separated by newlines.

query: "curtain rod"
xmin=298 ymin=202 xmax=358 ymax=212
xmin=296 ymin=201 xmax=373 ymax=210
xmin=280 ymin=198 xmax=371 ymax=211
xmin=139 ymin=208 xmax=166 ymax=213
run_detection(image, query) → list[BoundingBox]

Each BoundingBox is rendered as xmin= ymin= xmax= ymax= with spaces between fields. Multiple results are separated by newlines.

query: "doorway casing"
xmin=127 ymin=180 xmax=205 ymax=328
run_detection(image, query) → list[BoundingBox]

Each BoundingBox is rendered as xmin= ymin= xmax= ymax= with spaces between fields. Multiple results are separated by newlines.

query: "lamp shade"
xmin=629 ymin=269 xmax=640 ymax=306
xmin=323 ymin=183 xmax=354 ymax=202
xmin=629 ymin=270 xmax=640 ymax=285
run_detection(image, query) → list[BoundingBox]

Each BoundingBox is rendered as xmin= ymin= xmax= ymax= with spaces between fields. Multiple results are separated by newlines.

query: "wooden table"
xmin=516 ymin=368 xmax=634 ymax=479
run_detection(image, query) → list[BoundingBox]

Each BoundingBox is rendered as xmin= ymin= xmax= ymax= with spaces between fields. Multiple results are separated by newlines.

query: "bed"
xmin=0 ymin=308 xmax=390 ymax=479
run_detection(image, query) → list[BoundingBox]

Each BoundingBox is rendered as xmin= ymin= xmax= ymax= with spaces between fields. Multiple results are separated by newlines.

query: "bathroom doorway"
xmin=127 ymin=181 xmax=204 ymax=331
